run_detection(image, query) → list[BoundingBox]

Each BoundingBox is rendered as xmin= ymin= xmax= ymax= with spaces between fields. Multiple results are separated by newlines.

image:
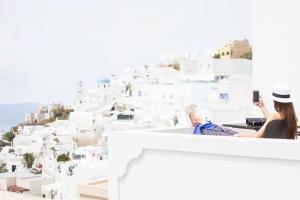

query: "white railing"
xmin=109 ymin=128 xmax=300 ymax=200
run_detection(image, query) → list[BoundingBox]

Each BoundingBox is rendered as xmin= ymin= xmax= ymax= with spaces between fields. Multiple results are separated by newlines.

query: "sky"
xmin=0 ymin=0 xmax=251 ymax=104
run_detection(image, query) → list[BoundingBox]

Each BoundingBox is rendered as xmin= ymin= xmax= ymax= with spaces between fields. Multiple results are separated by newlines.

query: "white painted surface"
xmin=252 ymin=0 xmax=300 ymax=114
xmin=0 ymin=191 xmax=45 ymax=200
xmin=109 ymin=129 xmax=300 ymax=200
xmin=0 ymin=174 xmax=16 ymax=190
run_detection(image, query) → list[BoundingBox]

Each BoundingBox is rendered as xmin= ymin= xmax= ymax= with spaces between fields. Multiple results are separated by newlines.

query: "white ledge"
xmin=109 ymin=128 xmax=300 ymax=200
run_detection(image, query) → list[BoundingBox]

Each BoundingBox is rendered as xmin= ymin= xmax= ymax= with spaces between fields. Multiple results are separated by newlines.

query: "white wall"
xmin=252 ymin=0 xmax=300 ymax=115
xmin=109 ymin=129 xmax=300 ymax=200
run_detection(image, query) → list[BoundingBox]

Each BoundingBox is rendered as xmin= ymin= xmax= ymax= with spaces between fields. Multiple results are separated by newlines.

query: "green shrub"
xmin=2 ymin=131 xmax=15 ymax=142
xmin=52 ymin=107 xmax=73 ymax=120
xmin=57 ymin=152 xmax=71 ymax=162
xmin=213 ymin=54 xmax=220 ymax=59
xmin=0 ymin=163 xmax=8 ymax=173
xmin=241 ymin=50 xmax=252 ymax=60
xmin=23 ymin=153 xmax=35 ymax=168
xmin=8 ymin=149 xmax=15 ymax=153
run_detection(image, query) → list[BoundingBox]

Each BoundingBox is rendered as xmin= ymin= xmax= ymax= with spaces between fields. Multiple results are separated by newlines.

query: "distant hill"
xmin=0 ymin=103 xmax=39 ymax=131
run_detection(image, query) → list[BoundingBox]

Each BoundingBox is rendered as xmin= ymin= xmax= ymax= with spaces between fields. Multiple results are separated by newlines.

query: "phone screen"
xmin=253 ymin=90 xmax=259 ymax=102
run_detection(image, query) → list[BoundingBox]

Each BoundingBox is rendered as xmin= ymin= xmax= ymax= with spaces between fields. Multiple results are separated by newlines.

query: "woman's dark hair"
xmin=274 ymin=101 xmax=298 ymax=139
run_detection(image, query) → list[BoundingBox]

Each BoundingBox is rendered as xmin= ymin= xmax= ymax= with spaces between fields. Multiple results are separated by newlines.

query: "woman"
xmin=189 ymin=85 xmax=298 ymax=139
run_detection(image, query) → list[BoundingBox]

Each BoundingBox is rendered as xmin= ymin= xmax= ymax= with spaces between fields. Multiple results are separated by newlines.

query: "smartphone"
xmin=253 ymin=90 xmax=259 ymax=103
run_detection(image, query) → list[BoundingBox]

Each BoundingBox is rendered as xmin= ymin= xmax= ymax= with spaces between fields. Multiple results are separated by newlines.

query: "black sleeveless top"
xmin=263 ymin=120 xmax=286 ymax=139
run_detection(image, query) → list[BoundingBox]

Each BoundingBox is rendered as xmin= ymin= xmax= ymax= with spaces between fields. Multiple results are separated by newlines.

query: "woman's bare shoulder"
xmin=269 ymin=112 xmax=282 ymax=120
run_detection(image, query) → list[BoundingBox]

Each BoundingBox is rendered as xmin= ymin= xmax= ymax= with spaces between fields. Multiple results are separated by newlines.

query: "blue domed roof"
xmin=97 ymin=78 xmax=110 ymax=84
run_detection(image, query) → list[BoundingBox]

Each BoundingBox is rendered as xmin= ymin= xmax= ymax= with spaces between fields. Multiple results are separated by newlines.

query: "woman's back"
xmin=263 ymin=120 xmax=285 ymax=139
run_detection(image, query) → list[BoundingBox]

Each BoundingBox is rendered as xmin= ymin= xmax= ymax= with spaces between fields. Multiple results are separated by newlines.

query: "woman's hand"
xmin=254 ymin=97 xmax=271 ymax=119
xmin=234 ymin=133 xmax=257 ymax=138
xmin=234 ymin=133 xmax=247 ymax=137
xmin=234 ymin=133 xmax=242 ymax=137
xmin=254 ymin=97 xmax=265 ymax=108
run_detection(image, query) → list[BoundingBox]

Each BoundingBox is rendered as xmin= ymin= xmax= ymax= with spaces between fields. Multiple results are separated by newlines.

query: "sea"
xmin=0 ymin=124 xmax=12 ymax=132
xmin=0 ymin=103 xmax=39 ymax=133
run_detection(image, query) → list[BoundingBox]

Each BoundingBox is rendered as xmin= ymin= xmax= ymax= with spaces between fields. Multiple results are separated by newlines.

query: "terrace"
xmin=109 ymin=128 xmax=300 ymax=200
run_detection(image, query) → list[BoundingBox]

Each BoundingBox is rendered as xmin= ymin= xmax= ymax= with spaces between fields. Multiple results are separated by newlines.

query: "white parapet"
xmin=109 ymin=128 xmax=300 ymax=200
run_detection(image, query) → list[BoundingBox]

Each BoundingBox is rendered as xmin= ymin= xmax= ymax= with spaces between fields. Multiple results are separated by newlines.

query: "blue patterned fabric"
xmin=193 ymin=121 xmax=217 ymax=135
xmin=193 ymin=122 xmax=238 ymax=136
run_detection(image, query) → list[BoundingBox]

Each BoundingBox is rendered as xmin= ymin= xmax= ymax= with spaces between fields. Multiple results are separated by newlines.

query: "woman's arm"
xmin=256 ymin=97 xmax=271 ymax=119
xmin=235 ymin=116 xmax=274 ymax=138
xmin=235 ymin=124 xmax=266 ymax=138
xmin=260 ymin=106 xmax=271 ymax=119
xmin=234 ymin=133 xmax=258 ymax=138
